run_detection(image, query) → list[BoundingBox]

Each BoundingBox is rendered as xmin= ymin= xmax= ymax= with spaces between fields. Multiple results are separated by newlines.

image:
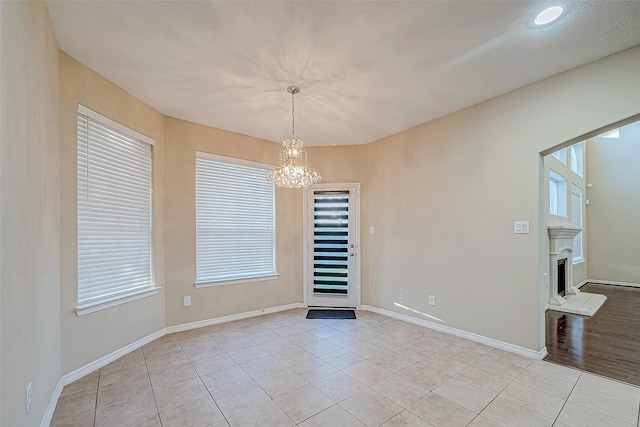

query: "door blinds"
xmin=313 ymin=191 xmax=349 ymax=295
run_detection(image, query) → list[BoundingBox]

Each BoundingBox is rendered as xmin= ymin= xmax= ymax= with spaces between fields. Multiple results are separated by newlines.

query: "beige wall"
xmin=1 ymin=2 xmax=61 ymax=425
xmin=163 ymin=118 xmax=302 ymax=326
xmin=586 ymin=122 xmax=640 ymax=283
xmin=59 ymin=53 xmax=166 ymax=374
xmin=366 ymin=46 xmax=640 ymax=352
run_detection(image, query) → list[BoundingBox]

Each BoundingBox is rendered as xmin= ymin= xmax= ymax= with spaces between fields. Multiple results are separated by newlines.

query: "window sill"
xmin=194 ymin=274 xmax=279 ymax=288
xmin=75 ymin=287 xmax=161 ymax=316
xmin=572 ymin=259 xmax=585 ymax=266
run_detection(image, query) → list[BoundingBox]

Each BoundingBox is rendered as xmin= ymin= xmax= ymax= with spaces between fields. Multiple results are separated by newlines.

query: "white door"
xmin=304 ymin=183 xmax=360 ymax=308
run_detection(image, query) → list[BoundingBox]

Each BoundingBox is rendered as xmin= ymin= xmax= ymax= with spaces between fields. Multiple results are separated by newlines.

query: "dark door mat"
xmin=306 ymin=309 xmax=356 ymax=319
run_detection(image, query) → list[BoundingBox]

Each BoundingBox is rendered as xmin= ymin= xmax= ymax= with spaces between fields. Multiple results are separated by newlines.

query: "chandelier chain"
xmin=291 ymin=89 xmax=295 ymax=136
xmin=266 ymin=85 xmax=321 ymax=189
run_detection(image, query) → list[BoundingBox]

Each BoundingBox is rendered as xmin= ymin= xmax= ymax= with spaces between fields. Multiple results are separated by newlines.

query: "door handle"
xmin=350 ymin=252 xmax=355 ymax=257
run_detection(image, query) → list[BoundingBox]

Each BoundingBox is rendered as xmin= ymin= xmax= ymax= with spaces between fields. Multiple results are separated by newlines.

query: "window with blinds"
xmin=571 ymin=185 xmax=584 ymax=262
xmin=77 ymin=105 xmax=155 ymax=312
xmin=195 ymin=152 xmax=276 ymax=286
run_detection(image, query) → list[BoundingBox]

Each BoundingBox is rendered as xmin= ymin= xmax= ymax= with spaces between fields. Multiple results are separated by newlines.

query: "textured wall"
xmin=59 ymin=53 xmax=166 ymax=375
xmin=0 ymin=2 xmax=61 ymax=425
xmin=586 ymin=122 xmax=640 ymax=284
xmin=163 ymin=117 xmax=302 ymax=326
xmin=366 ymin=46 xmax=640 ymax=352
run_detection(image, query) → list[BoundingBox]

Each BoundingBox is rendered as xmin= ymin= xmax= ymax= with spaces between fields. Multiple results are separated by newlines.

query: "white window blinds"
xmin=195 ymin=152 xmax=276 ymax=285
xmin=571 ymin=185 xmax=583 ymax=262
xmin=77 ymin=105 xmax=154 ymax=307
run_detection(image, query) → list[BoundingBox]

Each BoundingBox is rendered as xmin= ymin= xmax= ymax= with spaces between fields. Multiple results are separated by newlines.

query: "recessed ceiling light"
xmin=534 ymin=6 xmax=564 ymax=25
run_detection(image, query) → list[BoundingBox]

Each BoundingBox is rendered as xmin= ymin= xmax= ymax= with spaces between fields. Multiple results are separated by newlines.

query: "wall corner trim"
xmin=360 ymin=305 xmax=548 ymax=360
xmin=40 ymin=302 xmax=304 ymax=426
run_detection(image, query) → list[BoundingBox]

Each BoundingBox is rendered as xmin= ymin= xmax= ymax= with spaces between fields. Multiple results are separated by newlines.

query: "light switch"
xmin=514 ymin=221 xmax=529 ymax=234
xmin=369 ymin=226 xmax=375 ymax=235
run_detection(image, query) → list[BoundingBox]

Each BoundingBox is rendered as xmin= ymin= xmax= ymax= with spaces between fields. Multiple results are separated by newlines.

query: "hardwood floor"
xmin=545 ymin=283 xmax=640 ymax=386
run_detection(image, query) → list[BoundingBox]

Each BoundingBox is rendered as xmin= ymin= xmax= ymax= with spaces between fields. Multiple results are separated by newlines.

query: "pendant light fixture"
xmin=267 ymin=86 xmax=321 ymax=189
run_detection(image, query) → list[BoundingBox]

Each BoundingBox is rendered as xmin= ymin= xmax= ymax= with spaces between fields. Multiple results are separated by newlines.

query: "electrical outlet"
xmin=369 ymin=226 xmax=375 ymax=235
xmin=428 ymin=295 xmax=436 ymax=306
xmin=26 ymin=382 xmax=32 ymax=414
xmin=183 ymin=296 xmax=191 ymax=307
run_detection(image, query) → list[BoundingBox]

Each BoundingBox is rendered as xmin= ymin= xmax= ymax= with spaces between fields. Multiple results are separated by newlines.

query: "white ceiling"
xmin=46 ymin=1 xmax=640 ymax=147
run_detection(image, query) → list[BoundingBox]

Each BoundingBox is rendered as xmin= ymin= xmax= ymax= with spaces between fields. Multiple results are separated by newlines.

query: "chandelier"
xmin=267 ymin=86 xmax=321 ymax=189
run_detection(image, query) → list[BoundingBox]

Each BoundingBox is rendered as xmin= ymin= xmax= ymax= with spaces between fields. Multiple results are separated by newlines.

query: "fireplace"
xmin=547 ymin=226 xmax=607 ymax=316
xmin=548 ymin=226 xmax=581 ymax=307
xmin=557 ymin=258 xmax=567 ymax=297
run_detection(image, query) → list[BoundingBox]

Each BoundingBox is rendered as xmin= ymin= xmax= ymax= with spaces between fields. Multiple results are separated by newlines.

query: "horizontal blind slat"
xmin=195 ymin=154 xmax=276 ymax=282
xmin=77 ymin=108 xmax=153 ymax=305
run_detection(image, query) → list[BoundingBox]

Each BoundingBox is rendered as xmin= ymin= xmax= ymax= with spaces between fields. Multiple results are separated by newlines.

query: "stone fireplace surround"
xmin=548 ymin=226 xmax=606 ymax=316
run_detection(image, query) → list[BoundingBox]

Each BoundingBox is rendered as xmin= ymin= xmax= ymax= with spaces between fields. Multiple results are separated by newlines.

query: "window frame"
xmin=551 ymin=148 xmax=568 ymax=165
xmin=75 ymin=105 xmax=158 ymax=316
xmin=194 ymin=152 xmax=278 ymax=288
xmin=570 ymin=142 xmax=584 ymax=177
xmin=549 ymin=170 xmax=568 ymax=217
xmin=571 ymin=184 xmax=584 ymax=263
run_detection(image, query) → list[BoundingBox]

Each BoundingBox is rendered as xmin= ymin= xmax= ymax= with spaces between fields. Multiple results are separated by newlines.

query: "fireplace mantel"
xmin=548 ymin=226 xmax=581 ymax=256
xmin=548 ymin=226 xmax=581 ymax=240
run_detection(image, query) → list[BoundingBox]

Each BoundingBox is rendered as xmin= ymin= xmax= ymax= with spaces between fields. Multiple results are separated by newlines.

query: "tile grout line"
xmin=568 ymin=384 xmax=640 ymax=426
xmin=141 ymin=348 xmax=164 ymax=427
xmin=551 ymin=371 xmax=582 ymax=426
xmin=450 ymin=362 xmax=523 ymax=427
xmin=93 ymin=370 xmax=101 ymax=427
xmin=57 ymin=309 xmax=640 ymax=427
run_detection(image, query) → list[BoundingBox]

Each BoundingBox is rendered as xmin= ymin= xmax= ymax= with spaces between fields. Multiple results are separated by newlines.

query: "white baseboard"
xmin=586 ymin=279 xmax=640 ymax=288
xmin=40 ymin=380 xmax=64 ymax=427
xmin=66 ymin=329 xmax=166 ymax=385
xmin=42 ymin=301 xmax=548 ymax=426
xmin=361 ymin=305 xmax=547 ymax=360
xmin=165 ymin=303 xmax=304 ymax=334
xmin=576 ymin=280 xmax=589 ymax=288
xmin=40 ymin=328 xmax=164 ymax=427
xmin=41 ymin=302 xmax=304 ymax=426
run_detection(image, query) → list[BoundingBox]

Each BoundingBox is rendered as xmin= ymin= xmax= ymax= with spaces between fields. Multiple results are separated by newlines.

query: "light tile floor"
xmin=50 ymin=309 xmax=640 ymax=427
